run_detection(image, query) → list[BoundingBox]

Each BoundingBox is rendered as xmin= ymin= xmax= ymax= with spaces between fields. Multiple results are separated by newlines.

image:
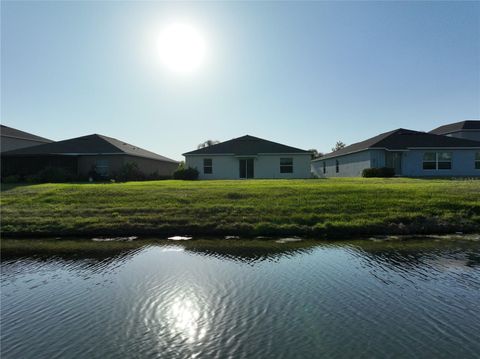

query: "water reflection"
xmin=349 ymin=240 xmax=480 ymax=270
xmin=182 ymin=240 xmax=317 ymax=264
xmin=1 ymin=247 xmax=145 ymax=279
xmin=2 ymin=238 xmax=480 ymax=358
xmin=1 ymin=239 xmax=319 ymax=267
xmin=3 ymin=238 xmax=480 ymax=269
xmin=167 ymin=296 xmax=207 ymax=343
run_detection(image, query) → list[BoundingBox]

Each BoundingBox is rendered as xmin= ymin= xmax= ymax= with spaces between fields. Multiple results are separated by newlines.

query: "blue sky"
xmin=2 ymin=1 xmax=479 ymax=160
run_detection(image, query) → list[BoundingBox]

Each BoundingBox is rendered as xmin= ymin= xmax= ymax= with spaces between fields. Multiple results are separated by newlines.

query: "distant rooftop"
xmin=183 ymin=135 xmax=310 ymax=156
xmin=1 ymin=124 xmax=53 ymax=143
xmin=315 ymin=128 xmax=480 ymax=161
xmin=429 ymin=120 xmax=480 ymax=135
xmin=2 ymin=133 xmax=178 ymax=163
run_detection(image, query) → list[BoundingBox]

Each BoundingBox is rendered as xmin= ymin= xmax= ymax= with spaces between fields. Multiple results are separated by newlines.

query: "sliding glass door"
xmin=239 ymin=158 xmax=254 ymax=179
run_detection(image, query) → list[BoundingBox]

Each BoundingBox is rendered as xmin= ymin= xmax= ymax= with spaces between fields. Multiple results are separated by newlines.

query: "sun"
xmin=157 ymin=22 xmax=207 ymax=74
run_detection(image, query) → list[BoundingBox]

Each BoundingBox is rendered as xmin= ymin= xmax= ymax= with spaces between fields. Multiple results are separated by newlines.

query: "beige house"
xmin=1 ymin=133 xmax=178 ymax=179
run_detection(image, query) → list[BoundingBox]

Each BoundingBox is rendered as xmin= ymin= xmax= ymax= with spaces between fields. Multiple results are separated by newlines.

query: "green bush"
xmin=146 ymin=172 xmax=171 ymax=181
xmin=1 ymin=175 xmax=21 ymax=183
xmin=31 ymin=166 xmax=77 ymax=183
xmin=362 ymin=167 xmax=395 ymax=178
xmin=173 ymin=167 xmax=199 ymax=180
xmin=113 ymin=162 xmax=145 ymax=182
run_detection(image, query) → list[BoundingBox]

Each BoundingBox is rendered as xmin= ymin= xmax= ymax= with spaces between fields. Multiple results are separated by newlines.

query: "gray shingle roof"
xmin=2 ymin=134 xmax=178 ymax=163
xmin=315 ymin=128 xmax=480 ymax=161
xmin=429 ymin=120 xmax=480 ymax=135
xmin=1 ymin=124 xmax=52 ymax=143
xmin=183 ymin=135 xmax=310 ymax=156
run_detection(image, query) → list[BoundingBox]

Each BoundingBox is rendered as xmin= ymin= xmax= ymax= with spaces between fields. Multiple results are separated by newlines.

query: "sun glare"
xmin=157 ymin=22 xmax=207 ymax=74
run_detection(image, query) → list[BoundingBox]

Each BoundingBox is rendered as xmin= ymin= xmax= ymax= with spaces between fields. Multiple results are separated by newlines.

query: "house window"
xmin=280 ymin=158 xmax=293 ymax=173
xmin=335 ymin=160 xmax=339 ymax=173
xmin=422 ymin=152 xmax=452 ymax=170
xmin=422 ymin=152 xmax=436 ymax=170
xmin=475 ymin=152 xmax=480 ymax=169
xmin=323 ymin=161 xmax=326 ymax=174
xmin=95 ymin=159 xmax=109 ymax=177
xmin=437 ymin=152 xmax=452 ymax=169
xmin=203 ymin=158 xmax=213 ymax=174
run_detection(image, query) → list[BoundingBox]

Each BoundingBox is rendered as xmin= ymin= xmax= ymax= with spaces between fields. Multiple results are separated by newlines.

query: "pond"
xmin=1 ymin=237 xmax=480 ymax=358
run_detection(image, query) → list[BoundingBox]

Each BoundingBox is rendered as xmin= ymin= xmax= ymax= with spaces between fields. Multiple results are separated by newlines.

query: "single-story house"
xmin=1 ymin=124 xmax=53 ymax=152
xmin=183 ymin=135 xmax=312 ymax=179
xmin=1 ymin=133 xmax=179 ymax=179
xmin=311 ymin=128 xmax=480 ymax=177
xmin=429 ymin=120 xmax=480 ymax=142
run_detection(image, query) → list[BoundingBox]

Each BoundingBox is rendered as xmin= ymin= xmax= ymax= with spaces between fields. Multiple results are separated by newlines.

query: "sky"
xmin=2 ymin=1 xmax=479 ymax=160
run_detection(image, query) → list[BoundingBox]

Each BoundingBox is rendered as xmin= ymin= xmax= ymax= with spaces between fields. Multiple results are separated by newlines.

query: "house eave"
xmin=0 ymin=134 xmax=52 ymax=142
xmin=2 ymin=152 xmax=179 ymax=163
xmin=312 ymin=146 xmax=480 ymax=162
xmin=183 ymin=153 xmax=236 ymax=156
xmin=311 ymin=147 xmax=385 ymax=162
xmin=407 ymin=147 xmax=480 ymax=150
xmin=184 ymin=152 xmax=309 ymax=157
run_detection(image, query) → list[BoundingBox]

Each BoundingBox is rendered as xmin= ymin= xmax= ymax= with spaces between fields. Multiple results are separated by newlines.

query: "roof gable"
xmin=183 ymin=135 xmax=310 ymax=156
xmin=318 ymin=128 xmax=480 ymax=160
xmin=1 ymin=124 xmax=52 ymax=143
xmin=2 ymin=134 xmax=178 ymax=162
xmin=429 ymin=120 xmax=480 ymax=135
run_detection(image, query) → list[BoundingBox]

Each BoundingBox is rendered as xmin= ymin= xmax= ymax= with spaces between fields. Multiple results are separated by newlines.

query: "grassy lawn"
xmin=1 ymin=178 xmax=480 ymax=238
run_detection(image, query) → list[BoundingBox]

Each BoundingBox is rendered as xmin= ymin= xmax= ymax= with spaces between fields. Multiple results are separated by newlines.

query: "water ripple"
xmin=1 ymin=239 xmax=480 ymax=358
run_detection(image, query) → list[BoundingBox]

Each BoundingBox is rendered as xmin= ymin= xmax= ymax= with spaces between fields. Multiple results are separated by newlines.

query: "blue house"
xmin=312 ymin=123 xmax=480 ymax=177
xmin=429 ymin=120 xmax=480 ymax=142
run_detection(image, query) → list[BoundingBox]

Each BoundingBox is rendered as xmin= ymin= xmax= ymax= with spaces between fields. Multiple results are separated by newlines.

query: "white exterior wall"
xmin=402 ymin=149 xmax=480 ymax=177
xmin=185 ymin=154 xmax=311 ymax=179
xmin=311 ymin=150 xmax=374 ymax=177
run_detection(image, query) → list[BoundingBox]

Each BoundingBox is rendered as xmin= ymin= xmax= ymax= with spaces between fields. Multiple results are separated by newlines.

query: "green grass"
xmin=1 ymin=178 xmax=480 ymax=238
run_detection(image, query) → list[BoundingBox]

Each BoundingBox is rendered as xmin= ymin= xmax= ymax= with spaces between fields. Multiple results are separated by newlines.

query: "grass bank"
xmin=1 ymin=178 xmax=479 ymax=238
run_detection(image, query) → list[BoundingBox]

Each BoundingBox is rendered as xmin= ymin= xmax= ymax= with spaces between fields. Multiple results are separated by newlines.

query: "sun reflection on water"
xmin=167 ymin=296 xmax=207 ymax=343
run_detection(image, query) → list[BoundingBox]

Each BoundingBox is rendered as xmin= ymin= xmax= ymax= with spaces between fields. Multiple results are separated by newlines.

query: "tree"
xmin=308 ymin=149 xmax=324 ymax=159
xmin=331 ymin=141 xmax=346 ymax=152
xmin=197 ymin=140 xmax=220 ymax=149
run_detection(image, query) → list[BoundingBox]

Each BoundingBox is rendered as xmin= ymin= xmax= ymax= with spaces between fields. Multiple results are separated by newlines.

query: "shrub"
xmin=173 ymin=167 xmax=199 ymax=180
xmin=1 ymin=175 xmax=21 ymax=183
xmin=113 ymin=162 xmax=145 ymax=182
xmin=362 ymin=167 xmax=395 ymax=178
xmin=146 ymin=172 xmax=171 ymax=181
xmin=31 ymin=166 xmax=77 ymax=183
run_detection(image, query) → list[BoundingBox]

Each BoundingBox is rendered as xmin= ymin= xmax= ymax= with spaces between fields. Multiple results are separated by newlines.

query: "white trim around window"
xmin=422 ymin=151 xmax=452 ymax=170
xmin=280 ymin=158 xmax=293 ymax=173
xmin=203 ymin=158 xmax=213 ymax=174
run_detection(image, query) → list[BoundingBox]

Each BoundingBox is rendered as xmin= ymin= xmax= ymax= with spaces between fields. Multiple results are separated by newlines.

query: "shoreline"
xmin=2 ymin=234 xmax=479 ymax=258
xmin=2 ymin=230 xmax=480 ymax=241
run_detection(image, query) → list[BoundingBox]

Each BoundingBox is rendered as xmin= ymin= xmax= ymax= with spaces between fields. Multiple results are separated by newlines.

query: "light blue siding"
xmin=311 ymin=150 xmax=374 ymax=177
xmin=370 ymin=150 xmax=386 ymax=168
xmin=403 ymin=149 xmax=480 ymax=177
xmin=312 ymin=148 xmax=480 ymax=177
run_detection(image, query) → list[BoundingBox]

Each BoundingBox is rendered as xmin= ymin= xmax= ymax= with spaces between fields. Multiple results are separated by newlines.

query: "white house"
xmin=183 ymin=135 xmax=312 ymax=179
